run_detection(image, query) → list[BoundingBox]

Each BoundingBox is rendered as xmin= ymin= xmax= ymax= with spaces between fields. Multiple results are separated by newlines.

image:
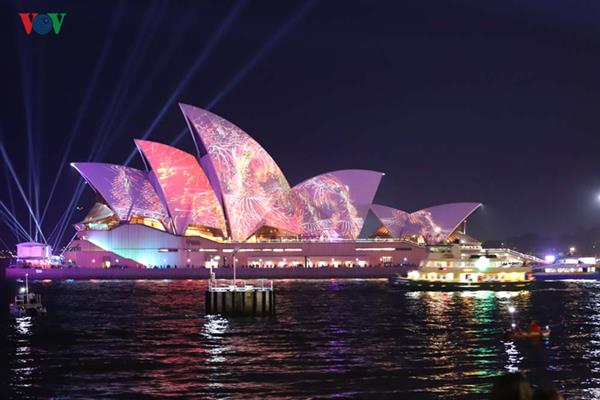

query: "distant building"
xmin=16 ymin=242 xmax=52 ymax=267
xmin=65 ymin=104 xmax=481 ymax=269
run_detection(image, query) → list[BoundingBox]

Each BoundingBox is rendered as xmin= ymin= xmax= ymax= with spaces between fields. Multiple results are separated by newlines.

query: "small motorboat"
xmin=504 ymin=327 xmax=550 ymax=340
xmin=9 ymin=273 xmax=47 ymax=317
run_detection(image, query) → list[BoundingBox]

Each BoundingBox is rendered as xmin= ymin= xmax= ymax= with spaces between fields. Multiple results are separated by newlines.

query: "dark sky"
xmin=1 ymin=0 xmax=600 ymax=249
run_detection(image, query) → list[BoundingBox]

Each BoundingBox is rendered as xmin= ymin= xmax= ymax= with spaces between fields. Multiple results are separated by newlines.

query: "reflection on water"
xmin=5 ymin=280 xmax=600 ymax=398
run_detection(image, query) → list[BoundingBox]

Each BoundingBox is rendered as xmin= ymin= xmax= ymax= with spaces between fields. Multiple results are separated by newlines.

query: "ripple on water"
xmin=6 ymin=280 xmax=600 ymax=399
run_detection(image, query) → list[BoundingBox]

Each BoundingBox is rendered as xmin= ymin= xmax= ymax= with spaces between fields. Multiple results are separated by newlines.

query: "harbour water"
xmin=5 ymin=279 xmax=600 ymax=399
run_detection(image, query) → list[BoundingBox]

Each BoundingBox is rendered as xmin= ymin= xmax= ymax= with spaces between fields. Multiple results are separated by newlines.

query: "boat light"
xmin=508 ymin=306 xmax=516 ymax=314
xmin=19 ymin=287 xmax=26 ymax=294
xmin=475 ymin=256 xmax=490 ymax=271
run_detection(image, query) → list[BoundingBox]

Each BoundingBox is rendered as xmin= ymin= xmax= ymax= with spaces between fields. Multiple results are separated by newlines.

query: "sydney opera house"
xmin=63 ymin=104 xmax=482 ymax=269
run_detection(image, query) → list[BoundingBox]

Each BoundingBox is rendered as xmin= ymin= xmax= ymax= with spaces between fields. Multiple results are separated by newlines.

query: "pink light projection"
xmin=179 ymin=103 xmax=301 ymax=241
xmin=371 ymin=202 xmax=482 ymax=243
xmin=71 ymin=163 xmax=169 ymax=228
xmin=135 ymin=140 xmax=227 ymax=236
xmin=293 ymin=170 xmax=383 ymax=239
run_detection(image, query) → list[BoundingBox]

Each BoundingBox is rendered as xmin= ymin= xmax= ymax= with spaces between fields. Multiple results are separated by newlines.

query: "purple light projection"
xmin=293 ymin=170 xmax=383 ymax=239
xmin=179 ymin=103 xmax=301 ymax=240
xmin=135 ymin=140 xmax=227 ymax=236
xmin=71 ymin=163 xmax=170 ymax=228
xmin=371 ymin=202 xmax=482 ymax=243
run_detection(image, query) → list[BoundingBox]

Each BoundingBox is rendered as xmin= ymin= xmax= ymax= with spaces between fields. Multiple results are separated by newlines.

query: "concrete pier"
xmin=205 ymin=279 xmax=275 ymax=316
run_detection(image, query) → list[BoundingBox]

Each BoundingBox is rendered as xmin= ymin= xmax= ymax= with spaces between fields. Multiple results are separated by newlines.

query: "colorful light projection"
xmin=371 ymin=202 xmax=482 ymax=243
xmin=135 ymin=140 xmax=227 ymax=236
xmin=179 ymin=104 xmax=301 ymax=241
xmin=71 ymin=163 xmax=169 ymax=228
xmin=293 ymin=170 xmax=383 ymax=239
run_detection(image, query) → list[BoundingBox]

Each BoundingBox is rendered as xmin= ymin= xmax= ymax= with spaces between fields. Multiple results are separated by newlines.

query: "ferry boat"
xmin=9 ymin=274 xmax=47 ymax=317
xmin=532 ymin=257 xmax=599 ymax=281
xmin=389 ymin=244 xmax=534 ymax=291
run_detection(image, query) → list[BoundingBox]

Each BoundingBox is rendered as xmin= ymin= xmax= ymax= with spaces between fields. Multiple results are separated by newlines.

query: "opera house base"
xmin=5 ymin=266 xmax=412 ymax=281
xmin=205 ymin=280 xmax=275 ymax=316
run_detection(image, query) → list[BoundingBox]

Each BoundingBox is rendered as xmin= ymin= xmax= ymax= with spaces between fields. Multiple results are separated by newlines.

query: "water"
xmin=5 ymin=279 xmax=600 ymax=399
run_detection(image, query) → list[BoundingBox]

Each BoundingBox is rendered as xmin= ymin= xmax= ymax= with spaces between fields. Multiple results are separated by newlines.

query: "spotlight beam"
xmin=40 ymin=3 xmax=124 ymax=225
xmin=0 ymin=215 xmax=26 ymax=242
xmin=0 ymin=209 xmax=30 ymax=241
xmin=208 ymin=0 xmax=318 ymax=110
xmin=3 ymin=167 xmax=17 ymax=217
xmin=52 ymin=181 xmax=86 ymax=250
xmin=60 ymin=232 xmax=78 ymax=256
xmin=49 ymin=3 xmax=158 ymax=244
xmin=0 ymin=235 xmax=12 ymax=251
xmin=123 ymin=0 xmax=248 ymax=165
xmin=50 ymin=183 xmax=81 ymax=249
xmin=103 ymin=11 xmax=197 ymax=151
xmin=92 ymin=2 xmax=164 ymax=158
xmin=170 ymin=0 xmax=319 ymax=147
xmin=0 ymin=141 xmax=46 ymax=243
xmin=0 ymin=201 xmax=33 ymax=241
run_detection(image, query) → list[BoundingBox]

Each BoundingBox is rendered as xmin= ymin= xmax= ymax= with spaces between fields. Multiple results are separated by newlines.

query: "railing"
xmin=208 ymin=278 xmax=273 ymax=292
xmin=220 ymin=238 xmax=419 ymax=245
xmin=485 ymin=248 xmax=543 ymax=263
xmin=14 ymin=293 xmax=42 ymax=306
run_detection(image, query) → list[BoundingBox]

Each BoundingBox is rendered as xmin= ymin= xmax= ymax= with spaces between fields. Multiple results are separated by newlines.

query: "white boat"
xmin=9 ymin=273 xmax=47 ymax=317
xmin=389 ymin=244 xmax=534 ymax=291
xmin=532 ymin=257 xmax=599 ymax=281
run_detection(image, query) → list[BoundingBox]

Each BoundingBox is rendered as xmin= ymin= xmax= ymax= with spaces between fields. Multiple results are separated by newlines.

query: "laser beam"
xmin=170 ymin=0 xmax=319 ymax=147
xmin=0 ymin=140 xmax=46 ymax=243
xmin=123 ymin=0 xmax=248 ymax=165
xmin=40 ymin=3 xmax=124 ymax=225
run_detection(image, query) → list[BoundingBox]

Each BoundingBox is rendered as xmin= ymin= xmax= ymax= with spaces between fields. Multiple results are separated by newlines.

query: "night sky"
xmin=2 ymin=0 xmax=600 ymax=250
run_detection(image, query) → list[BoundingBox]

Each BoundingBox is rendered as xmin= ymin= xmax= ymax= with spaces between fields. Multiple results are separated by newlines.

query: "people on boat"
xmin=528 ymin=320 xmax=542 ymax=334
xmin=505 ymin=320 xmax=549 ymax=340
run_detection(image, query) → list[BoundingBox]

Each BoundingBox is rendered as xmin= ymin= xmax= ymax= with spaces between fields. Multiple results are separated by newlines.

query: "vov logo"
xmin=19 ymin=13 xmax=67 ymax=35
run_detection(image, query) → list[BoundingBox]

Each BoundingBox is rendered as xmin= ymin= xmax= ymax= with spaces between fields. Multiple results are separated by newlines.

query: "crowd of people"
xmin=490 ymin=373 xmax=564 ymax=400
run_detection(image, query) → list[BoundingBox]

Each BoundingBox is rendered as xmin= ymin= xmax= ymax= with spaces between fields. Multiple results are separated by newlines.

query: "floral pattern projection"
xmin=371 ymin=202 xmax=482 ymax=243
xmin=293 ymin=170 xmax=383 ymax=239
xmin=71 ymin=163 xmax=169 ymax=228
xmin=135 ymin=140 xmax=227 ymax=236
xmin=179 ymin=104 xmax=301 ymax=241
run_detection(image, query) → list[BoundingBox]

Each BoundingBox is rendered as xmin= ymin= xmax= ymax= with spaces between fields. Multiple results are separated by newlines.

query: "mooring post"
xmin=205 ymin=279 xmax=275 ymax=316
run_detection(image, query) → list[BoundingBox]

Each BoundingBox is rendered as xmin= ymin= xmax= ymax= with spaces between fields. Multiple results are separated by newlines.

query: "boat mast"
xmin=25 ymin=273 xmax=29 ymax=304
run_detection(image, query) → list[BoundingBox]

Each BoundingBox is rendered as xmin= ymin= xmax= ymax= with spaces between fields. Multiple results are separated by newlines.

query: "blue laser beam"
xmin=40 ymin=3 xmax=124 ymax=225
xmin=170 ymin=0 xmax=319 ymax=147
xmin=0 ymin=201 xmax=33 ymax=241
xmin=104 ymin=10 xmax=197 ymax=152
xmin=0 ymin=141 xmax=46 ymax=243
xmin=123 ymin=0 xmax=248 ymax=165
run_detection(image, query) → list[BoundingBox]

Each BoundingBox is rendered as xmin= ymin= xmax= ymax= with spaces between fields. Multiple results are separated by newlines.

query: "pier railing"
xmin=208 ymin=278 xmax=273 ymax=292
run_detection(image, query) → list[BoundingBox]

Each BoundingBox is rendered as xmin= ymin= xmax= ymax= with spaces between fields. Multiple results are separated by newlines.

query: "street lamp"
xmin=233 ymin=247 xmax=240 ymax=286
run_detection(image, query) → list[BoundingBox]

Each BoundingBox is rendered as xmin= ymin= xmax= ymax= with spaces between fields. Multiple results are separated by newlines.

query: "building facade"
xmin=65 ymin=104 xmax=480 ymax=269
